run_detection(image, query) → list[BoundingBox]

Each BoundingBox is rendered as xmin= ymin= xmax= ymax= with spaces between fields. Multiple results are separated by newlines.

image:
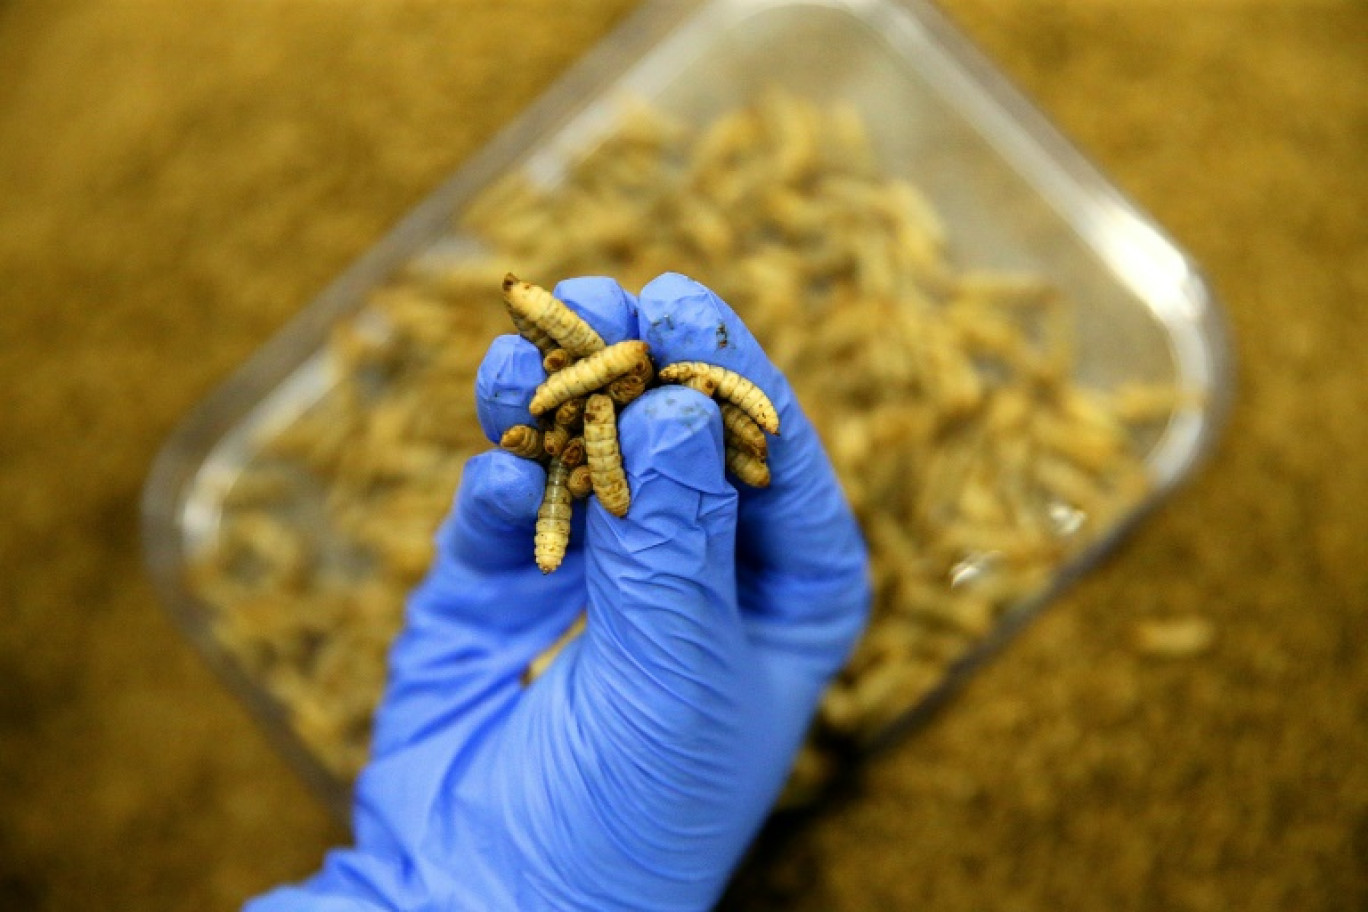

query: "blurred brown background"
xmin=1 ymin=0 xmax=1365 ymax=909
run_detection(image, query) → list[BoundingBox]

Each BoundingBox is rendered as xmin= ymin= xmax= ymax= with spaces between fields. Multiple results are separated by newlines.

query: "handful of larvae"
xmin=498 ymin=274 xmax=780 ymax=574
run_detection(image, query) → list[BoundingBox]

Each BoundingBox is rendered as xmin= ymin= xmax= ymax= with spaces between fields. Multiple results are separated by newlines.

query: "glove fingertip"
xmin=553 ymin=276 xmax=640 ymax=345
xmin=617 ymin=386 xmax=729 ymax=498
xmin=635 ymin=275 xmax=867 ymax=592
xmin=436 ymin=450 xmax=546 ymax=572
xmin=635 ymin=273 xmax=791 ymax=414
xmin=637 ymin=272 xmax=741 ymax=360
xmin=476 ymin=334 xmax=545 ymax=443
xmin=458 ymin=449 xmax=546 ymax=528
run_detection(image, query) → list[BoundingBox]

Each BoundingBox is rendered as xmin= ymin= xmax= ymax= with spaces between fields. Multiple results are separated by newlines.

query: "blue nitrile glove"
xmin=246 ymin=274 xmax=870 ymax=912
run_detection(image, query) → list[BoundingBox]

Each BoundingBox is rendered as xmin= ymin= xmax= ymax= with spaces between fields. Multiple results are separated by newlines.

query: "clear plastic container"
xmin=141 ymin=0 xmax=1231 ymax=820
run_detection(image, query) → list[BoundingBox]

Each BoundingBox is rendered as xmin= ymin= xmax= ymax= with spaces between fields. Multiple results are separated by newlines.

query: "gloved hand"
xmin=246 ymin=273 xmax=870 ymax=912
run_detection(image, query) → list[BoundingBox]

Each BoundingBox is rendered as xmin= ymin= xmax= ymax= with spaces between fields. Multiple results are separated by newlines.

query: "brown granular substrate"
xmin=1 ymin=1 xmax=1365 ymax=909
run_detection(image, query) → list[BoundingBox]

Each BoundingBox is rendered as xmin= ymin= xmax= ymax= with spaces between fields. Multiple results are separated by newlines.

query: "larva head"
xmin=555 ymin=397 xmax=585 ymax=428
xmin=585 ymin=393 xmax=616 ymax=425
xmin=567 ymin=464 xmax=593 ymax=499
xmin=656 ymin=362 xmax=692 ymax=384
xmin=561 ymin=437 xmax=586 ymax=467
xmin=543 ymin=348 xmax=573 ymax=373
xmin=499 ymin=424 xmax=544 ymax=460
xmin=543 ymin=425 xmax=569 ymax=457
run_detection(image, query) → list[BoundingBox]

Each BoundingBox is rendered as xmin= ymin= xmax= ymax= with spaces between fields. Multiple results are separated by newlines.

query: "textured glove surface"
xmin=246 ymin=274 xmax=870 ymax=912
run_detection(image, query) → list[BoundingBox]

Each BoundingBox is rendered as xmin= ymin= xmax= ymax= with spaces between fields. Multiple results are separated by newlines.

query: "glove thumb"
xmin=577 ymin=385 xmax=747 ymax=740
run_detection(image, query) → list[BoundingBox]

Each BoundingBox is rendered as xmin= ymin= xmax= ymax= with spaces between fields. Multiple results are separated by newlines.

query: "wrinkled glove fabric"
xmin=247 ymin=274 xmax=871 ymax=912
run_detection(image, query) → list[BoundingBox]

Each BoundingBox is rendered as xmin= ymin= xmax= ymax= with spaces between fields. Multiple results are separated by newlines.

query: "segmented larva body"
xmin=502 ymin=274 xmax=606 ymax=358
xmin=554 ymin=397 xmax=586 ymax=429
xmin=506 ymin=308 xmax=559 ymax=356
xmin=725 ymin=446 xmax=772 ymax=488
xmin=720 ymin=402 xmax=768 ymax=459
xmin=542 ymin=424 xmax=570 ymax=458
xmin=566 ymin=464 xmax=594 ymax=499
xmin=500 ymin=424 xmax=544 ymax=460
xmin=606 ymin=373 xmax=647 ymax=406
xmin=677 ymin=375 xmax=719 ymax=397
xmin=529 ymin=340 xmax=652 ymax=416
xmin=606 ymin=347 xmax=654 ymax=405
xmin=543 ymin=348 xmax=573 ymax=374
xmin=657 ymin=361 xmax=780 ymax=435
xmin=627 ymin=349 xmax=655 ymax=382
xmin=584 ymin=394 xmax=630 ymax=517
xmin=534 ymin=458 xmax=573 ymax=573
xmin=560 ymin=436 xmax=586 ymax=468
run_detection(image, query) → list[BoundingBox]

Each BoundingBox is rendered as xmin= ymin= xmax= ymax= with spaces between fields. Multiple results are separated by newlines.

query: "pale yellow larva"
xmin=560 ymin=436 xmax=586 ymax=468
xmin=506 ymin=307 xmax=559 ymax=356
xmin=584 ymin=393 xmax=630 ymax=517
xmin=676 ymin=374 xmax=719 ymax=397
xmin=534 ymin=458 xmax=573 ymax=574
xmin=657 ymin=361 xmax=780 ymax=435
xmin=605 ymin=373 xmax=647 ymax=407
xmin=725 ymin=445 xmax=771 ymax=488
xmin=719 ymin=402 xmax=767 ymax=460
xmin=502 ymin=274 xmax=606 ymax=358
xmin=542 ymin=424 xmax=570 ymax=459
xmin=542 ymin=347 xmax=573 ymax=374
xmin=529 ymin=340 xmax=651 ymax=417
xmin=566 ymin=464 xmax=594 ymax=500
xmin=554 ymin=397 xmax=586 ymax=430
xmin=499 ymin=424 xmax=544 ymax=460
